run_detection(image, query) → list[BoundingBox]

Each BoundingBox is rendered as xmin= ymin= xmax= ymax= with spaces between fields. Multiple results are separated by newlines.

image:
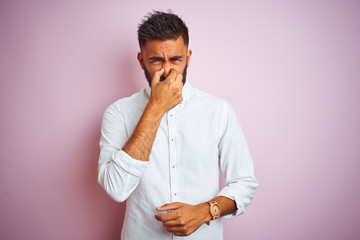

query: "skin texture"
xmin=122 ymin=36 xmax=237 ymax=236
xmin=155 ymin=196 xmax=237 ymax=236
xmin=122 ymin=67 xmax=183 ymax=162
xmin=137 ymin=36 xmax=191 ymax=81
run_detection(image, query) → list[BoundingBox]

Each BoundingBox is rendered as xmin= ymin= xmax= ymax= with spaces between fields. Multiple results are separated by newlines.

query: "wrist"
xmin=145 ymin=100 xmax=166 ymax=119
xmin=197 ymin=202 xmax=212 ymax=224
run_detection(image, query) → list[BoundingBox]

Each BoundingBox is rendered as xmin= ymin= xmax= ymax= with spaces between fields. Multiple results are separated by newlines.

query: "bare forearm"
xmin=123 ymin=68 xmax=183 ymax=161
xmin=122 ymin=102 xmax=164 ymax=161
xmin=196 ymin=196 xmax=237 ymax=223
xmin=155 ymin=196 xmax=237 ymax=236
xmin=212 ymin=196 xmax=236 ymax=217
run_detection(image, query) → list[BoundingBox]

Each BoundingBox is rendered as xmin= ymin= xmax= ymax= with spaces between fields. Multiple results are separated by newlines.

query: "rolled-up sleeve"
xmin=98 ymin=104 xmax=149 ymax=202
xmin=217 ymin=101 xmax=259 ymax=218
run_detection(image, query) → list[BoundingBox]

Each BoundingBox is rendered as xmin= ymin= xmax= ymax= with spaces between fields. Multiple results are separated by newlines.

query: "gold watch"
xmin=205 ymin=201 xmax=221 ymax=225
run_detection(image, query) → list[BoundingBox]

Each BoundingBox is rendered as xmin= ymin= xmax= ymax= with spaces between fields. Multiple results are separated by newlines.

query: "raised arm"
xmin=123 ymin=68 xmax=183 ymax=161
xmin=98 ymin=68 xmax=183 ymax=202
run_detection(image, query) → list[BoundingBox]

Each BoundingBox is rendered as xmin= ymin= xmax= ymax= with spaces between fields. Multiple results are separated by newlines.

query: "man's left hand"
xmin=154 ymin=202 xmax=211 ymax=236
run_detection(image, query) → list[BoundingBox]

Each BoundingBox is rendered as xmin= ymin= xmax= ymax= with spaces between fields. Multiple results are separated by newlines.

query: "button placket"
xmin=167 ymin=110 xmax=178 ymax=202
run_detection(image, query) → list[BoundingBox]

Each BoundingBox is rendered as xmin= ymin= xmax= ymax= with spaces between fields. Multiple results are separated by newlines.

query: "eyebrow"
xmin=169 ymin=56 xmax=183 ymax=61
xmin=149 ymin=56 xmax=163 ymax=61
xmin=149 ymin=55 xmax=183 ymax=61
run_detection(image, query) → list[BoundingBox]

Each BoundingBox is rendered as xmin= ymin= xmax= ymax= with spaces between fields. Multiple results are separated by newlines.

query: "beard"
xmin=143 ymin=63 xmax=188 ymax=87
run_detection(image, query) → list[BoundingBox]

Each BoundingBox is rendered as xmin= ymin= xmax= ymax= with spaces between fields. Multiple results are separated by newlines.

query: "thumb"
xmin=156 ymin=202 xmax=185 ymax=211
xmin=151 ymin=68 xmax=165 ymax=87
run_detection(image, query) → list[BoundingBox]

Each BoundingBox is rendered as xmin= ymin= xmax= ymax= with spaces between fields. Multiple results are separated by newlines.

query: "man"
xmin=98 ymin=11 xmax=258 ymax=240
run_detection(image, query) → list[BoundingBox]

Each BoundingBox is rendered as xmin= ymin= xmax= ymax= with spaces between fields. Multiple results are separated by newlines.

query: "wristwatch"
xmin=205 ymin=201 xmax=221 ymax=225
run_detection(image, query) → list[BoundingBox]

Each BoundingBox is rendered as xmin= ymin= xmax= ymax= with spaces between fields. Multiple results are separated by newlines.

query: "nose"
xmin=162 ymin=61 xmax=171 ymax=77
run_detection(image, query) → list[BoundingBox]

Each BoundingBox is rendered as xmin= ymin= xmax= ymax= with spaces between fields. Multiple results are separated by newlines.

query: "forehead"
xmin=142 ymin=36 xmax=187 ymax=57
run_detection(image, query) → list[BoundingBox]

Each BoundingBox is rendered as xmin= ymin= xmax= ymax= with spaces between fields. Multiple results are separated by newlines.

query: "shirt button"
xmin=174 ymin=193 xmax=177 ymax=196
xmin=172 ymin=165 xmax=175 ymax=168
xmin=170 ymin=114 xmax=173 ymax=117
xmin=171 ymin=139 xmax=174 ymax=141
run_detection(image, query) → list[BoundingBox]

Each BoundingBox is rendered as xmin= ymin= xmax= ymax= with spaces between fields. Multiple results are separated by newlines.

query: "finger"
xmin=173 ymin=232 xmax=187 ymax=236
xmin=154 ymin=214 xmax=162 ymax=221
xmin=162 ymin=220 xmax=179 ymax=227
xmin=167 ymin=226 xmax=181 ymax=232
xmin=151 ymin=68 xmax=165 ymax=86
xmin=175 ymin=73 xmax=183 ymax=83
xmin=154 ymin=211 xmax=178 ymax=222
xmin=167 ymin=227 xmax=187 ymax=235
xmin=157 ymin=202 xmax=184 ymax=211
xmin=164 ymin=69 xmax=178 ymax=82
xmin=177 ymin=80 xmax=183 ymax=94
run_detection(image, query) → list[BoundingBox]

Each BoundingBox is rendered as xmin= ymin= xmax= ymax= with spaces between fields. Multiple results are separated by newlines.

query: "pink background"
xmin=1 ymin=0 xmax=360 ymax=239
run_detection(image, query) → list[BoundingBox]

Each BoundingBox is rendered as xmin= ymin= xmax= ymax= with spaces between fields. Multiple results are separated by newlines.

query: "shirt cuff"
xmin=113 ymin=150 xmax=149 ymax=177
xmin=217 ymin=188 xmax=246 ymax=218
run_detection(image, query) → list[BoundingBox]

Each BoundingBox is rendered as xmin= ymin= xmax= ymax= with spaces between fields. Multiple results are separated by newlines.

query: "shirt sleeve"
xmin=98 ymin=104 xmax=149 ymax=202
xmin=217 ymin=100 xmax=259 ymax=218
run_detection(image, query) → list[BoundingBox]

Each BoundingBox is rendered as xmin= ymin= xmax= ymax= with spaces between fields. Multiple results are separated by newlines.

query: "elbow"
xmin=98 ymin=160 xmax=142 ymax=203
xmin=242 ymin=175 xmax=259 ymax=190
xmin=250 ymin=176 xmax=259 ymax=190
xmin=244 ymin=176 xmax=259 ymax=198
xmin=97 ymin=175 xmax=129 ymax=203
xmin=252 ymin=177 xmax=259 ymax=191
xmin=108 ymin=191 xmax=128 ymax=203
xmin=105 ymin=182 xmax=131 ymax=203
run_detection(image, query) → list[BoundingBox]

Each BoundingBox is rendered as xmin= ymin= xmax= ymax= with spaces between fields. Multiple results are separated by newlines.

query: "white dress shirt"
xmin=98 ymin=82 xmax=258 ymax=240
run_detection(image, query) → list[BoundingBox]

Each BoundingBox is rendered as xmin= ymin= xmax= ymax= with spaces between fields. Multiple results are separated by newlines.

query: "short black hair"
xmin=137 ymin=10 xmax=189 ymax=50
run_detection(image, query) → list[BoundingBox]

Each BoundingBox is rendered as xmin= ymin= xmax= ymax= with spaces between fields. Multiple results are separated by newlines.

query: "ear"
xmin=137 ymin=52 xmax=144 ymax=70
xmin=186 ymin=49 xmax=192 ymax=68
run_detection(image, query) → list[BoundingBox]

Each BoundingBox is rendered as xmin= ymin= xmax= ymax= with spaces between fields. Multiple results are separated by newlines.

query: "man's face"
xmin=137 ymin=36 xmax=192 ymax=86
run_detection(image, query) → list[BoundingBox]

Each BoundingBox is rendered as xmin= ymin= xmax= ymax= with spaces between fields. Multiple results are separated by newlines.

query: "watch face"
xmin=212 ymin=204 xmax=221 ymax=217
